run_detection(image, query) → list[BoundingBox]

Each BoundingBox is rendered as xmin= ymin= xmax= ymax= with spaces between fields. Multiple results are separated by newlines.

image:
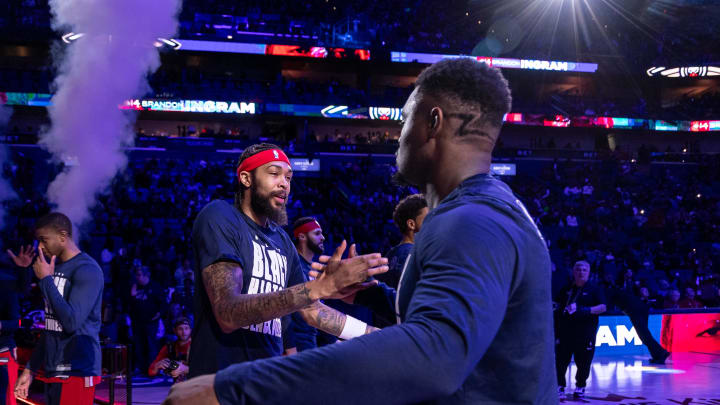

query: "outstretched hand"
xmin=310 ymin=242 xmax=385 ymax=301
xmin=163 ymin=374 xmax=219 ymax=405
xmin=7 ymin=245 xmax=35 ymax=268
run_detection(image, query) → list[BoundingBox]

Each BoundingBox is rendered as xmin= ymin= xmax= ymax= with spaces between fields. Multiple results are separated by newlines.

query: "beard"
xmin=307 ymin=238 xmax=324 ymax=255
xmin=250 ymin=181 xmax=288 ymax=226
xmin=392 ymin=170 xmax=417 ymax=188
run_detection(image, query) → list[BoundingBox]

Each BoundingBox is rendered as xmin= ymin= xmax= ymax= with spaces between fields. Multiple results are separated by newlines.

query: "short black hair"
xmin=235 ymin=143 xmax=283 ymax=206
xmin=173 ymin=317 xmax=191 ymax=328
xmin=292 ymin=216 xmax=317 ymax=245
xmin=393 ymin=194 xmax=428 ymax=234
xmin=415 ymin=58 xmax=512 ymax=128
xmin=35 ymin=212 xmax=73 ymax=237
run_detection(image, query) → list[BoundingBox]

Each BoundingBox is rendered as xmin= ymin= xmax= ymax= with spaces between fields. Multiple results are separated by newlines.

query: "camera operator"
xmin=149 ymin=318 xmax=191 ymax=382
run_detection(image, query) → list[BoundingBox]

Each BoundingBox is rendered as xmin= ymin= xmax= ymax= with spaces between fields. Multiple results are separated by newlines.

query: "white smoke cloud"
xmin=0 ymin=104 xmax=17 ymax=230
xmin=42 ymin=0 xmax=180 ymax=229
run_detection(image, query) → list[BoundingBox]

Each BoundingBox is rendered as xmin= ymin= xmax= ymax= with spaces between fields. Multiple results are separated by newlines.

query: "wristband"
xmin=339 ymin=316 xmax=367 ymax=340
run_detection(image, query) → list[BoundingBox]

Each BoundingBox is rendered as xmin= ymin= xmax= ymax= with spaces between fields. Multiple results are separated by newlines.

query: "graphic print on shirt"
xmin=45 ymin=272 xmax=69 ymax=332
xmin=242 ymin=236 xmax=287 ymax=338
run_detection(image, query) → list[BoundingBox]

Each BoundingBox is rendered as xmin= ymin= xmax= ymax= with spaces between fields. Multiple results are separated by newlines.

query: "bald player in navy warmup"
xmin=165 ymin=57 xmax=557 ymax=405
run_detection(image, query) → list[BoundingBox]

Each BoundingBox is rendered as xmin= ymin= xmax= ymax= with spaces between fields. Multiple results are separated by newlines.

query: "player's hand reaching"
xmin=310 ymin=241 xmax=386 ymax=300
xmin=163 ymin=374 xmax=219 ymax=405
xmin=7 ymin=245 xmax=35 ymax=268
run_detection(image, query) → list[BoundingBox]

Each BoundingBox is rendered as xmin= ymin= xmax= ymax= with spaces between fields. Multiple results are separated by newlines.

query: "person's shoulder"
xmin=396 ymin=243 xmax=413 ymax=255
xmin=77 ymin=252 xmax=101 ymax=268
xmin=74 ymin=253 xmax=104 ymax=277
xmin=197 ymin=199 xmax=236 ymax=218
xmin=267 ymin=222 xmax=296 ymax=252
xmin=426 ymin=202 xmax=508 ymax=237
xmin=194 ymin=200 xmax=243 ymax=229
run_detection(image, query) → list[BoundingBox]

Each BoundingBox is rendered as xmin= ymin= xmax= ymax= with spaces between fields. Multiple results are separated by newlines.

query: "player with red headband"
xmin=282 ymin=217 xmax=325 ymax=354
xmin=187 ymin=143 xmax=388 ymax=378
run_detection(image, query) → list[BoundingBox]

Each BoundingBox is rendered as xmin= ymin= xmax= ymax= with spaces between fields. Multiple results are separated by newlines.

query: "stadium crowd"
xmin=2 ymin=148 xmax=720 ymax=376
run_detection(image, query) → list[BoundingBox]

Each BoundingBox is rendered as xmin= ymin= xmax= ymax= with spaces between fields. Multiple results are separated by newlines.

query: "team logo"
xmin=647 ymin=65 xmax=720 ymax=78
xmin=273 ymin=150 xmax=279 ymax=159
xmin=369 ymin=106 xmax=402 ymax=120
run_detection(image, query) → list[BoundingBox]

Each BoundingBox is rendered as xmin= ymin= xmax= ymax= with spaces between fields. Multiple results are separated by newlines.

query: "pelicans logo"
xmin=369 ymin=107 xmax=402 ymax=120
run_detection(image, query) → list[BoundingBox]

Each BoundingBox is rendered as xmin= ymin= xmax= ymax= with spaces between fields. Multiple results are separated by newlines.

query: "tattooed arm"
xmin=203 ymin=261 xmax=319 ymax=334
xmin=203 ymin=240 xmax=388 ymax=334
xmin=299 ymin=302 xmax=379 ymax=337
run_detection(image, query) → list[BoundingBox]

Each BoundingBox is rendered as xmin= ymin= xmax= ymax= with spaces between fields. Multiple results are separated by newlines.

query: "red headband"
xmin=237 ymin=149 xmax=291 ymax=181
xmin=294 ymin=220 xmax=321 ymax=238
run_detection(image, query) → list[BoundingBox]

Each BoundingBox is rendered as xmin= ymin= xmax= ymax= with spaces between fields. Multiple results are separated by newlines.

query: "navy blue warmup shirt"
xmin=282 ymin=256 xmax=317 ymax=352
xmin=29 ymin=252 xmax=104 ymax=377
xmin=213 ymin=173 xmax=557 ymax=405
xmin=188 ymin=200 xmax=307 ymax=378
xmin=376 ymin=242 xmax=413 ymax=289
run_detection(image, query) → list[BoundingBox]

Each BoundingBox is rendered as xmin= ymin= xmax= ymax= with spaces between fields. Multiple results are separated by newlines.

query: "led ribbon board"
xmin=122 ymin=99 xmax=256 ymax=114
xmin=647 ymin=66 xmax=720 ymax=78
xmin=6 ymin=92 xmax=720 ymax=132
xmin=391 ymin=52 xmax=597 ymax=73
xmin=63 ymin=33 xmax=371 ymax=60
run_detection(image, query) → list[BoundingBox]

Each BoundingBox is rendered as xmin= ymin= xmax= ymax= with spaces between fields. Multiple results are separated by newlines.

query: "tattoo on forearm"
xmin=203 ymin=262 xmax=316 ymax=332
xmin=446 ymin=113 xmax=491 ymax=139
xmin=302 ymin=302 xmax=346 ymax=337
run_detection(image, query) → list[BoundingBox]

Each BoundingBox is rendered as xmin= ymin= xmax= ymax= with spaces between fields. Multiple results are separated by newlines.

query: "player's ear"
xmin=406 ymin=219 xmax=416 ymax=232
xmin=239 ymin=171 xmax=252 ymax=188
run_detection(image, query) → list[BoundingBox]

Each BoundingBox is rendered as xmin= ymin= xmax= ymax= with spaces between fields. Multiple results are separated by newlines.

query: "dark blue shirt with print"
xmin=213 ymin=174 xmax=557 ymax=405
xmin=188 ymin=200 xmax=307 ymax=378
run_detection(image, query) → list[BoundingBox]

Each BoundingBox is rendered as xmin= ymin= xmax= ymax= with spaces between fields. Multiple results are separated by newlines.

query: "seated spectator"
xmin=678 ymin=287 xmax=702 ymax=309
xmin=663 ymin=289 xmax=682 ymax=309
xmin=174 ymin=258 xmax=194 ymax=289
xmin=149 ymin=317 xmax=192 ymax=382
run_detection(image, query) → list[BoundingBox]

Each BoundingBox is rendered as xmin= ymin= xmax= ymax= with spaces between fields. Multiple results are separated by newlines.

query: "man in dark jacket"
xmin=554 ymin=261 xmax=606 ymax=399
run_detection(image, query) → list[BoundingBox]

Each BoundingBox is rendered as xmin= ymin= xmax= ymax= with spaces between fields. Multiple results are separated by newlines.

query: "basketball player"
xmin=165 ymin=58 xmax=556 ymax=404
xmin=283 ymin=217 xmax=325 ymax=353
xmin=187 ymin=144 xmax=388 ymax=378
xmin=15 ymin=213 xmax=104 ymax=405
xmin=378 ymin=194 xmax=428 ymax=289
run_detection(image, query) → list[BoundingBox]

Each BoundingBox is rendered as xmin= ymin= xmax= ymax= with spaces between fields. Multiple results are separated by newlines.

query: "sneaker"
xmin=649 ymin=350 xmax=670 ymax=365
xmin=573 ymin=387 xmax=585 ymax=399
xmin=558 ymin=386 xmax=566 ymax=398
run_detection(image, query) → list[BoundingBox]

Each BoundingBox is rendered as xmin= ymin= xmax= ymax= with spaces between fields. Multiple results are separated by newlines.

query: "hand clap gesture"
xmin=310 ymin=241 xmax=388 ymax=300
